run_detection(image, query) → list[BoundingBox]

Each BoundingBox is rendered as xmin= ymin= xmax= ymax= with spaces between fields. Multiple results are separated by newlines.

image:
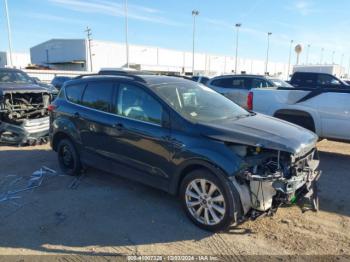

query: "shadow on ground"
xmin=0 ymin=147 xmax=212 ymax=255
xmin=0 ymin=146 xmax=349 ymax=255
xmin=317 ymin=150 xmax=350 ymax=217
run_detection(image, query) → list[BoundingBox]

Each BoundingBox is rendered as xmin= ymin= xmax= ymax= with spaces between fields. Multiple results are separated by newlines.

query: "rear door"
xmin=74 ymin=80 xmax=119 ymax=170
xmin=209 ymin=77 xmax=250 ymax=108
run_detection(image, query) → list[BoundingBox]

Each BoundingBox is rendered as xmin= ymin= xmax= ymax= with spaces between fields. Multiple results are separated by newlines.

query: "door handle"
xmin=112 ymin=123 xmax=124 ymax=131
xmin=74 ymin=112 xmax=80 ymax=119
xmin=162 ymin=136 xmax=185 ymax=149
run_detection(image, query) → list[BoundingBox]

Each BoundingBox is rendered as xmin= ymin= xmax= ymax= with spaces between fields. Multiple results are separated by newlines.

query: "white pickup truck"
xmin=248 ymin=73 xmax=350 ymax=141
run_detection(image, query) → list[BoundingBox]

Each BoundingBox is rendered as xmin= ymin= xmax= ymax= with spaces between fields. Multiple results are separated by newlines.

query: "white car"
xmin=207 ymin=74 xmax=292 ymax=109
xmin=249 ymin=83 xmax=350 ymax=141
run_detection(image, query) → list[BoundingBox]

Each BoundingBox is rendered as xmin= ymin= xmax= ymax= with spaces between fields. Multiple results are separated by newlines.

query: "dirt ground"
xmin=0 ymin=140 xmax=349 ymax=259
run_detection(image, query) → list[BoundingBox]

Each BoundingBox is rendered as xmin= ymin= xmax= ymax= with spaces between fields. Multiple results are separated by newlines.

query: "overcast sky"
xmin=1 ymin=0 xmax=350 ymax=65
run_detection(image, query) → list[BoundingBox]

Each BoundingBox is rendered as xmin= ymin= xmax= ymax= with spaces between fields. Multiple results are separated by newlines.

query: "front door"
xmin=107 ymin=82 xmax=172 ymax=189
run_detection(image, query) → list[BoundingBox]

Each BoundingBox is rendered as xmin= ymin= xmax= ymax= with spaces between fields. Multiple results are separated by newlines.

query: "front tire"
xmin=57 ymin=138 xmax=81 ymax=176
xmin=180 ymin=169 xmax=242 ymax=232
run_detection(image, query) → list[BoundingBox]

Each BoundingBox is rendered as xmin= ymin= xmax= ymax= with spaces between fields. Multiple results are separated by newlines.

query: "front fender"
xmin=168 ymin=145 xmax=244 ymax=195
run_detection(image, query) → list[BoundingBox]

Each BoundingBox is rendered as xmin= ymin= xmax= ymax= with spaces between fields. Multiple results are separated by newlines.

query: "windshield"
xmin=0 ymin=71 xmax=34 ymax=84
xmin=270 ymin=78 xmax=293 ymax=88
xmin=151 ymin=81 xmax=250 ymax=123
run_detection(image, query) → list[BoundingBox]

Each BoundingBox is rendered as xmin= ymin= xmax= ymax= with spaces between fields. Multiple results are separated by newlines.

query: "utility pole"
xmin=320 ymin=48 xmax=324 ymax=64
xmin=340 ymin=53 xmax=344 ymax=67
xmin=287 ymin=40 xmax=293 ymax=78
xmin=125 ymin=0 xmax=129 ymax=68
xmin=85 ymin=27 xmax=93 ymax=72
xmin=4 ymin=0 xmax=13 ymax=67
xmin=331 ymin=51 xmax=335 ymax=64
xmin=234 ymin=23 xmax=241 ymax=74
xmin=191 ymin=10 xmax=199 ymax=75
xmin=265 ymin=32 xmax=272 ymax=75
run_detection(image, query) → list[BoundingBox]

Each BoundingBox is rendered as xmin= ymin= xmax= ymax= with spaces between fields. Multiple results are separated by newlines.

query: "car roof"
xmin=210 ymin=74 xmax=266 ymax=79
xmin=67 ymin=74 xmax=194 ymax=87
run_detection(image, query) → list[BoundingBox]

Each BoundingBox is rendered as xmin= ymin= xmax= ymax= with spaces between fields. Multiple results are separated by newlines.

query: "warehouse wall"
xmin=29 ymin=39 xmax=290 ymax=78
xmin=0 ymin=51 xmax=30 ymax=69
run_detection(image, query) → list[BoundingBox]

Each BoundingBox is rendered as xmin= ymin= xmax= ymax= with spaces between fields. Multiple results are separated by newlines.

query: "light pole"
xmin=331 ymin=51 xmax=335 ymax=64
xmin=125 ymin=0 xmax=129 ymax=68
xmin=306 ymin=44 xmax=310 ymax=64
xmin=4 ymin=0 xmax=13 ymax=67
xmin=320 ymin=48 xmax=324 ymax=64
xmin=265 ymin=32 xmax=272 ymax=75
xmin=192 ymin=10 xmax=199 ymax=75
xmin=287 ymin=40 xmax=293 ymax=78
xmin=340 ymin=53 xmax=344 ymax=67
xmin=234 ymin=23 xmax=241 ymax=74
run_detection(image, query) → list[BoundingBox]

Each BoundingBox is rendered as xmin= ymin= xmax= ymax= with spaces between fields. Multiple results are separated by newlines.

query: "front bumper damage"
xmin=232 ymin=147 xmax=321 ymax=221
xmin=0 ymin=116 xmax=50 ymax=145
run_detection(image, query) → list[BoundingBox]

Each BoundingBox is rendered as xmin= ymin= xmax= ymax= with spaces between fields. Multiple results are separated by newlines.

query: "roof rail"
xmin=74 ymin=73 xmax=147 ymax=83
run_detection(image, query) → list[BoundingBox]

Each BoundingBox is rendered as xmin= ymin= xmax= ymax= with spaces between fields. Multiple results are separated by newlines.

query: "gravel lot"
xmin=0 ymin=140 xmax=349 ymax=258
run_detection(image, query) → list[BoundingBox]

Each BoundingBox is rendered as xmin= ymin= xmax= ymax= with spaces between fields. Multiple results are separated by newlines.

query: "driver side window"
xmin=117 ymin=84 xmax=163 ymax=125
xmin=317 ymin=74 xmax=341 ymax=87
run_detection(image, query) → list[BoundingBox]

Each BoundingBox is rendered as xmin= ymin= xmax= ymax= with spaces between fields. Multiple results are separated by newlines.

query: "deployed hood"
xmin=198 ymin=113 xmax=318 ymax=155
xmin=0 ymin=83 xmax=49 ymax=95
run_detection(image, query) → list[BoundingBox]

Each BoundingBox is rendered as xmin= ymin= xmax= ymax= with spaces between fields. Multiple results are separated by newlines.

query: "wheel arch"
xmin=51 ymin=116 xmax=82 ymax=151
xmin=169 ymin=159 xmax=234 ymax=196
xmin=273 ymin=108 xmax=318 ymax=133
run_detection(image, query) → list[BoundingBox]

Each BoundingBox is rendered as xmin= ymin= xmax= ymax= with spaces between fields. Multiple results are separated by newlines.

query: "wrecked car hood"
xmin=0 ymin=83 xmax=49 ymax=95
xmin=198 ymin=113 xmax=318 ymax=155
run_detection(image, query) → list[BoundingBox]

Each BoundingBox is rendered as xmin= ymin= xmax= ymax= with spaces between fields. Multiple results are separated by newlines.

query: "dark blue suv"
xmin=49 ymin=74 xmax=320 ymax=231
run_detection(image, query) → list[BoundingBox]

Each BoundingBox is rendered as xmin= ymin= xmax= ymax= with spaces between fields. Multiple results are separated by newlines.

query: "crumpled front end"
xmin=0 ymin=91 xmax=51 ymax=145
xmin=0 ymin=117 xmax=50 ymax=145
xmin=230 ymin=144 xmax=320 ymax=220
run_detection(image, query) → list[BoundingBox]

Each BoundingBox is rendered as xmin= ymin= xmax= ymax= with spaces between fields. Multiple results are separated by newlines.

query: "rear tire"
xmin=179 ymin=169 xmax=242 ymax=232
xmin=57 ymin=138 xmax=81 ymax=176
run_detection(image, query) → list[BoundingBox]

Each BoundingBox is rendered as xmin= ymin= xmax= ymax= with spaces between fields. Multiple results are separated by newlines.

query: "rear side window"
xmin=200 ymin=77 xmax=209 ymax=85
xmin=293 ymin=73 xmax=317 ymax=88
xmin=211 ymin=77 xmax=248 ymax=89
xmin=65 ymin=84 xmax=85 ymax=103
xmin=81 ymin=82 xmax=114 ymax=112
xmin=211 ymin=78 xmax=233 ymax=88
xmin=232 ymin=78 xmax=247 ymax=88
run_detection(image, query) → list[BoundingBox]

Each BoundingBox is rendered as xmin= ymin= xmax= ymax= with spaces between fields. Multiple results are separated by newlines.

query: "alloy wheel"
xmin=185 ymin=179 xmax=226 ymax=226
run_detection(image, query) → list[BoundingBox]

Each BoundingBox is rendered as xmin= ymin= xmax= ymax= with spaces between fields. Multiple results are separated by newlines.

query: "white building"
xmin=0 ymin=51 xmax=31 ymax=69
xmin=30 ymin=39 xmax=289 ymax=77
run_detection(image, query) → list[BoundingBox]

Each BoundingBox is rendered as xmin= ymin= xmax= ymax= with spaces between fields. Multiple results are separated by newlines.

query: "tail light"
xmin=47 ymin=104 xmax=56 ymax=112
xmin=247 ymin=92 xmax=253 ymax=110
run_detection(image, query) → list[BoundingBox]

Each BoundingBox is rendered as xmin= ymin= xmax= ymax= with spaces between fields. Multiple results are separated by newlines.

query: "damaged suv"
xmin=50 ymin=75 xmax=320 ymax=232
xmin=0 ymin=68 xmax=51 ymax=145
